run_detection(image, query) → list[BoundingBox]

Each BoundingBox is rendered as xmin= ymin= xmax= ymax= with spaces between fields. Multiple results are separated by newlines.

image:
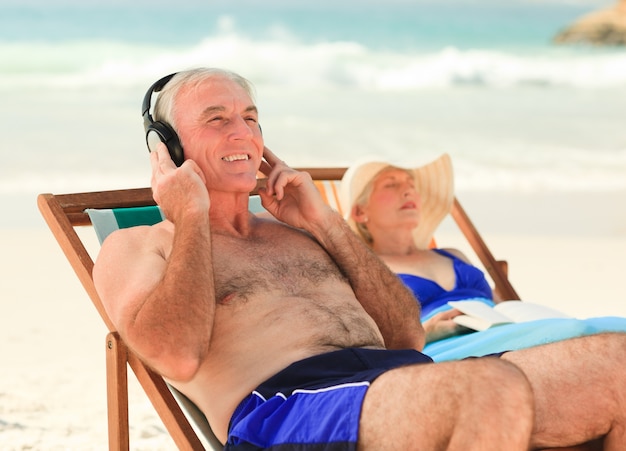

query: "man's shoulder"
xmin=95 ymin=221 xmax=174 ymax=279
xmin=103 ymin=220 xmax=173 ymax=251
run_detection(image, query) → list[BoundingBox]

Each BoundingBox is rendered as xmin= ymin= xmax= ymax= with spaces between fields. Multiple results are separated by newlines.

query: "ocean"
xmin=2 ymin=0 xmax=626 ymax=228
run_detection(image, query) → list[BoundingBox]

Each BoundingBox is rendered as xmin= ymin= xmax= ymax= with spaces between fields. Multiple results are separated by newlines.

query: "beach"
xmin=2 ymin=0 xmax=626 ymax=448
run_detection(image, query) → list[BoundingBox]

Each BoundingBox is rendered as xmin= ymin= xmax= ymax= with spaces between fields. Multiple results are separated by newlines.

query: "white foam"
xmin=2 ymin=29 xmax=626 ymax=90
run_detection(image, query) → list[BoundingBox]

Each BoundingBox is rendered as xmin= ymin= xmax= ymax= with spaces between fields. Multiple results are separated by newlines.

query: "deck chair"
xmin=36 ymin=165 xmax=518 ymax=450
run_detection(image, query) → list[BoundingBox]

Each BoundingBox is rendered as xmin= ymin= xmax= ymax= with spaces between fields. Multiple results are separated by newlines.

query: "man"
xmin=94 ymin=68 xmax=625 ymax=450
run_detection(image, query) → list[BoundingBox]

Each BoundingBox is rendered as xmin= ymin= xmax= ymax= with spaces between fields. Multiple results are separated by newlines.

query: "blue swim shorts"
xmin=225 ymin=347 xmax=433 ymax=450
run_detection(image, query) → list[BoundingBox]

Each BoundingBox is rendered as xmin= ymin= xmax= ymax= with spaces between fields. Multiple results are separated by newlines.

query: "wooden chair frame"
xmin=37 ymin=167 xmax=518 ymax=450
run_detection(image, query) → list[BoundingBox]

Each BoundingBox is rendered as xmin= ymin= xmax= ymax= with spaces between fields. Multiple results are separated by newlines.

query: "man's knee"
xmin=444 ymin=358 xmax=535 ymax=449
xmin=457 ymin=357 xmax=535 ymax=412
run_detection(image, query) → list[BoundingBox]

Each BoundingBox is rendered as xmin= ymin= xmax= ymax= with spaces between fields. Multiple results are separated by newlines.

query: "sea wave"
xmin=2 ymin=28 xmax=626 ymax=91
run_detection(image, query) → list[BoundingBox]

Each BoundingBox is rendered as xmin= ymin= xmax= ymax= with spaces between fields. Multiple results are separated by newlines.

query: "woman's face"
xmin=363 ymin=168 xmax=421 ymax=232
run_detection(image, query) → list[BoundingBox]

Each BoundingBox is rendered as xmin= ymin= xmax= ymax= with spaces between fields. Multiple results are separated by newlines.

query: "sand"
xmin=1 ymin=189 xmax=626 ymax=449
xmin=1 ymin=228 xmax=178 ymax=450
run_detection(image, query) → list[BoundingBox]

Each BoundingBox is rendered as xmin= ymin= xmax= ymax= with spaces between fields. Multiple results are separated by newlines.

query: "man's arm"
xmin=310 ymin=213 xmax=425 ymax=350
xmin=93 ymin=144 xmax=215 ymax=381
xmin=258 ymin=148 xmax=424 ymax=350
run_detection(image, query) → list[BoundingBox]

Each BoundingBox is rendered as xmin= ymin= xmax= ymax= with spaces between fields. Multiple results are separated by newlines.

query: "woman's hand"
xmin=423 ymin=309 xmax=473 ymax=343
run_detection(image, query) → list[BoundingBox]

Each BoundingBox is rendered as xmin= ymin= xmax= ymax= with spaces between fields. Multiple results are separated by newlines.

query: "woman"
xmin=340 ymin=155 xmax=626 ymax=360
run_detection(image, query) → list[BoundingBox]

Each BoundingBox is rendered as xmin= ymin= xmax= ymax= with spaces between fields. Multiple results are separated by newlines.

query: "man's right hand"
xmin=150 ymin=142 xmax=210 ymax=223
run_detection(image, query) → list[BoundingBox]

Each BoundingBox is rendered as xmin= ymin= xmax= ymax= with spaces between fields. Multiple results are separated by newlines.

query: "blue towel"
xmin=424 ymin=316 xmax=626 ymax=362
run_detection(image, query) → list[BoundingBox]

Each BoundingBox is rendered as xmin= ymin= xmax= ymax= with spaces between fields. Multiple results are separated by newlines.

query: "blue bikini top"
xmin=397 ymin=249 xmax=493 ymax=318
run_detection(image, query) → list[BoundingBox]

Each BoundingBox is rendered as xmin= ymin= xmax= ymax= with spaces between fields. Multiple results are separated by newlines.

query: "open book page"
xmin=493 ymin=301 xmax=570 ymax=323
xmin=448 ymin=300 xmax=571 ymax=331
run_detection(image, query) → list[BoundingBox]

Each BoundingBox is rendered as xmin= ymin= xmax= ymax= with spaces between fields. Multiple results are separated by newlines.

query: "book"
xmin=448 ymin=300 xmax=571 ymax=331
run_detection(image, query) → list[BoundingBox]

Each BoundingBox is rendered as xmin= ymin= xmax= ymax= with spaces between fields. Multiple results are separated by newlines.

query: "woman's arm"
xmin=423 ymin=309 xmax=471 ymax=343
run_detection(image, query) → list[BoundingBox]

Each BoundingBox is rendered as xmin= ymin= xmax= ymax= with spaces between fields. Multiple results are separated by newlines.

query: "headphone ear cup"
xmin=146 ymin=121 xmax=184 ymax=167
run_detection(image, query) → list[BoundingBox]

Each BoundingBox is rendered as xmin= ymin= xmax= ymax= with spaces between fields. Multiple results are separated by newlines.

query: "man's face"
xmin=174 ymin=76 xmax=264 ymax=193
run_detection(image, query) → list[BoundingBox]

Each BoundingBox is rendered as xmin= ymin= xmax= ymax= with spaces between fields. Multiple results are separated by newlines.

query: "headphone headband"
xmin=141 ymin=72 xmax=177 ymax=128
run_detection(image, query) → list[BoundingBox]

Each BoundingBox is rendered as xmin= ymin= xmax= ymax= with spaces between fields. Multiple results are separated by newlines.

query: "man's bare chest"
xmin=210 ymin=229 xmax=345 ymax=302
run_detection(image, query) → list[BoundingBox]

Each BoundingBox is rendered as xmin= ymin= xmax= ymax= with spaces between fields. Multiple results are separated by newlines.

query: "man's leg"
xmin=358 ymin=357 xmax=534 ymax=450
xmin=503 ymin=333 xmax=626 ymax=450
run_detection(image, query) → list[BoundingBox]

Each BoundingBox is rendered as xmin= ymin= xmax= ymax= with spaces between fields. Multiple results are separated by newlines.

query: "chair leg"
xmin=106 ymin=332 xmax=129 ymax=451
xmin=106 ymin=333 xmax=207 ymax=450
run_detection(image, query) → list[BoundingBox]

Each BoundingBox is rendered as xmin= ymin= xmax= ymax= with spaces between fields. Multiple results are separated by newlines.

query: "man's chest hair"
xmin=211 ymin=226 xmax=345 ymax=298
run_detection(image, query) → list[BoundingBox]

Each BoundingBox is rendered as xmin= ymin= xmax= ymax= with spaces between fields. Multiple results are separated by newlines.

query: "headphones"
xmin=141 ymin=72 xmax=185 ymax=167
